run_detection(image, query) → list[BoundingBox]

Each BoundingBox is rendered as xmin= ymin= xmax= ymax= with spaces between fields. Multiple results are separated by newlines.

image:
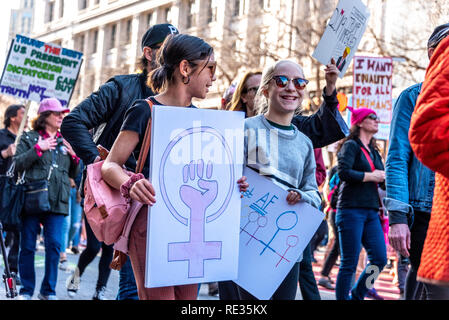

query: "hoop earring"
xmin=182 ymin=75 xmax=190 ymax=85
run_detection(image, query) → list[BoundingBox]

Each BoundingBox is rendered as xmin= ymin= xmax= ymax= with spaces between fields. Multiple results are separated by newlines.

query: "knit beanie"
xmin=347 ymin=106 xmax=376 ymax=126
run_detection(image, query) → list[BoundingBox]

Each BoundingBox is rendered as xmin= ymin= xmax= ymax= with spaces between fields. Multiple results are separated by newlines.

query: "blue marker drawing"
xmin=260 ymin=210 xmax=298 ymax=255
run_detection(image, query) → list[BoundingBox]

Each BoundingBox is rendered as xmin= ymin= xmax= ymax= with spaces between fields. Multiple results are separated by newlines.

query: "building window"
xmin=79 ymin=34 xmax=85 ymax=53
xmin=24 ymin=0 xmax=28 ymax=8
xmin=165 ymin=7 xmax=173 ymax=24
xmin=59 ymin=0 xmax=64 ymax=18
xmin=46 ymin=1 xmax=55 ymax=23
xmin=109 ymin=24 xmax=117 ymax=49
xmin=186 ymin=1 xmax=197 ymax=29
xmin=207 ymin=0 xmax=218 ymax=23
xmin=79 ymin=0 xmax=87 ymax=10
xmin=147 ymin=12 xmax=154 ymax=27
xmin=91 ymin=29 xmax=98 ymax=53
xmin=125 ymin=19 xmax=132 ymax=44
xmin=94 ymin=0 xmax=100 ymax=4
xmin=232 ymin=0 xmax=240 ymax=17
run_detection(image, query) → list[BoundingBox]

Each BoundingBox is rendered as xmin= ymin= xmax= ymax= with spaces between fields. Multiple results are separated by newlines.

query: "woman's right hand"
xmin=37 ymin=136 xmax=57 ymax=152
xmin=129 ymin=179 xmax=156 ymax=206
xmin=366 ymin=170 xmax=385 ymax=183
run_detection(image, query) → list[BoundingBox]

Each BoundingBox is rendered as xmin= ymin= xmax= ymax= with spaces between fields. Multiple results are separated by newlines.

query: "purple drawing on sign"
xmin=161 ymin=127 xmax=235 ymax=278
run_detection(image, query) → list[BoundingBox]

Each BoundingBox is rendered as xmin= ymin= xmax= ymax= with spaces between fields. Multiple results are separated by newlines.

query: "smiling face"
xmin=265 ymin=61 xmax=305 ymax=115
xmin=187 ymin=53 xmax=217 ymax=99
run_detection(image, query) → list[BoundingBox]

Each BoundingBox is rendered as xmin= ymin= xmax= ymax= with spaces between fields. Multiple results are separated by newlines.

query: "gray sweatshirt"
xmin=244 ymin=114 xmax=321 ymax=209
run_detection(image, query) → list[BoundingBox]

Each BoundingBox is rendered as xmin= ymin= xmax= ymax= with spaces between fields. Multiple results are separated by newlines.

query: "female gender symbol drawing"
xmin=161 ymin=126 xmax=235 ymax=278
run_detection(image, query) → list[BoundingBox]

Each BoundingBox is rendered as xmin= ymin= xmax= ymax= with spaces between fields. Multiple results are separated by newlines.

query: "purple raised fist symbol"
xmin=168 ymin=159 xmax=222 ymax=278
xmin=180 ymin=160 xmax=218 ymax=211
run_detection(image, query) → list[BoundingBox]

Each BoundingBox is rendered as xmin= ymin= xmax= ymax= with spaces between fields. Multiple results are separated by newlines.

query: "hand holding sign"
xmin=324 ymin=58 xmax=339 ymax=95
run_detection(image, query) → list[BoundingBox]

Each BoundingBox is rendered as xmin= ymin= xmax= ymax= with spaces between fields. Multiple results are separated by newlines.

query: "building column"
xmin=95 ymin=25 xmax=105 ymax=87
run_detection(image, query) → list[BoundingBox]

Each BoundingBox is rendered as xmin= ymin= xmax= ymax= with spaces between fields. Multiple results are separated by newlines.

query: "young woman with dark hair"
xmin=101 ymin=34 xmax=248 ymax=300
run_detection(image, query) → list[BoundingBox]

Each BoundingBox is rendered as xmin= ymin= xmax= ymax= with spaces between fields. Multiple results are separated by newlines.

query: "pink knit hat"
xmin=347 ymin=106 xmax=376 ymax=126
xmin=37 ymin=98 xmax=69 ymax=114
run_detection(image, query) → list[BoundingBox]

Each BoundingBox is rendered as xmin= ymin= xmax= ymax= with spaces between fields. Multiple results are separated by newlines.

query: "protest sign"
xmin=312 ymin=0 xmax=370 ymax=78
xmin=353 ymin=56 xmax=393 ymax=140
xmin=0 ymin=34 xmax=83 ymax=107
xmin=235 ymin=167 xmax=325 ymax=300
xmin=146 ymin=106 xmax=245 ymax=288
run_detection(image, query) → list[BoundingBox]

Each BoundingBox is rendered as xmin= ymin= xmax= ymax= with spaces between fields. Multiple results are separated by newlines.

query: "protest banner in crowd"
xmin=352 ymin=56 xmax=393 ymax=140
xmin=0 ymin=34 xmax=83 ymax=107
xmin=312 ymin=0 xmax=370 ymax=78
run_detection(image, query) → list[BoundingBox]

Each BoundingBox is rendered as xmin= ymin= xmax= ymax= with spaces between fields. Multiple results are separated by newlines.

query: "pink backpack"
xmin=83 ymin=100 xmax=153 ymax=256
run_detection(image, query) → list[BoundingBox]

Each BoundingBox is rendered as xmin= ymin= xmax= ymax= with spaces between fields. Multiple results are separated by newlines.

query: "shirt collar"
xmin=39 ymin=130 xmax=62 ymax=139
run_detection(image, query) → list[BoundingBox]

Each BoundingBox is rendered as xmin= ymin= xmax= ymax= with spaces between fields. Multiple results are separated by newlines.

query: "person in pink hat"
xmin=13 ymin=98 xmax=79 ymax=300
xmin=334 ymin=106 xmax=387 ymax=300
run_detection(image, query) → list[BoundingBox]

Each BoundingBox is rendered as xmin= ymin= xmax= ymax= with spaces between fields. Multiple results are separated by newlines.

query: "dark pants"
xmin=335 ymin=208 xmax=387 ymax=300
xmin=19 ymin=213 xmax=64 ymax=297
xmin=218 ymin=280 xmax=240 ymax=300
xmin=116 ymin=258 xmax=139 ymax=300
xmin=403 ymin=211 xmax=449 ymax=300
xmin=298 ymin=243 xmax=321 ymax=300
xmin=5 ymin=229 xmax=20 ymax=273
xmin=77 ymin=215 xmax=113 ymax=290
xmin=310 ymin=220 xmax=328 ymax=258
xmin=321 ymin=210 xmax=340 ymax=277
xmin=238 ymin=262 xmax=300 ymax=300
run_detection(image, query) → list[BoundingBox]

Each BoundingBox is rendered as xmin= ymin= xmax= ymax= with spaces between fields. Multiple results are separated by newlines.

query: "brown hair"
xmin=31 ymin=111 xmax=52 ymax=132
xmin=229 ymin=70 xmax=262 ymax=112
xmin=337 ymin=125 xmax=379 ymax=153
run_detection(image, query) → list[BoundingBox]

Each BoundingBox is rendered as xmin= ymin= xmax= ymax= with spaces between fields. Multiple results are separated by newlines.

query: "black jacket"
xmin=0 ymin=128 xmax=16 ymax=175
xmin=292 ymin=88 xmax=348 ymax=148
xmin=61 ymin=71 xmax=153 ymax=169
xmin=337 ymin=137 xmax=385 ymax=210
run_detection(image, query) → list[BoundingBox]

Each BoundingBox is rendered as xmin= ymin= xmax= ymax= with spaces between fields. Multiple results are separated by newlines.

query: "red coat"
xmin=409 ymin=36 xmax=449 ymax=286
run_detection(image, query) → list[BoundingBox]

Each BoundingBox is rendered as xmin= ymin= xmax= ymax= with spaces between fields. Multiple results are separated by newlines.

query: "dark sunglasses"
xmin=243 ymin=86 xmax=259 ymax=94
xmin=272 ymin=75 xmax=309 ymax=90
xmin=52 ymin=111 xmax=64 ymax=116
xmin=366 ymin=114 xmax=379 ymax=121
xmin=191 ymin=60 xmax=217 ymax=76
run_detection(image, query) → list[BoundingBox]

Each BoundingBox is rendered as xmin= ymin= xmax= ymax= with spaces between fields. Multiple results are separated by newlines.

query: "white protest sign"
xmin=352 ymin=56 xmax=393 ymax=140
xmin=235 ymin=167 xmax=325 ymax=300
xmin=146 ymin=106 xmax=245 ymax=288
xmin=0 ymin=34 xmax=83 ymax=107
xmin=312 ymin=0 xmax=370 ymax=78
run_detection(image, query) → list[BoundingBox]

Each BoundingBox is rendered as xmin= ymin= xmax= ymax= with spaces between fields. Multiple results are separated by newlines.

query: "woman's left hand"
xmin=286 ymin=190 xmax=301 ymax=205
xmin=63 ymin=138 xmax=76 ymax=157
xmin=237 ymin=176 xmax=249 ymax=194
xmin=324 ymin=58 xmax=339 ymax=94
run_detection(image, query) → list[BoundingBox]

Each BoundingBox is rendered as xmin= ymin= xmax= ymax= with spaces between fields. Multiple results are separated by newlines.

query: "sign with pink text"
xmin=145 ymin=106 xmax=245 ymax=288
xmin=0 ymin=34 xmax=83 ymax=107
xmin=353 ymin=56 xmax=393 ymax=140
xmin=312 ymin=0 xmax=370 ymax=78
xmin=235 ymin=167 xmax=325 ymax=300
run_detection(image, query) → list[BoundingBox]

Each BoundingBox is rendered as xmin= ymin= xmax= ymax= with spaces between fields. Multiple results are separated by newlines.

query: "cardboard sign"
xmin=146 ymin=106 xmax=245 ymax=288
xmin=0 ymin=34 xmax=83 ymax=107
xmin=312 ymin=0 xmax=370 ymax=78
xmin=235 ymin=167 xmax=325 ymax=300
xmin=353 ymin=56 xmax=393 ymax=140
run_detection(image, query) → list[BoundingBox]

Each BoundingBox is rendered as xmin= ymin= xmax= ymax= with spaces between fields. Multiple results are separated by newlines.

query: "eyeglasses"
xmin=52 ymin=112 xmax=64 ymax=117
xmin=271 ymin=75 xmax=309 ymax=90
xmin=191 ymin=60 xmax=217 ymax=77
xmin=243 ymin=86 xmax=259 ymax=94
xmin=366 ymin=114 xmax=379 ymax=121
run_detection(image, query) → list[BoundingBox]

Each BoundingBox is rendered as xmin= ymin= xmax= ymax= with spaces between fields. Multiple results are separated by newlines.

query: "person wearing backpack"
xmin=61 ymin=23 xmax=179 ymax=300
xmin=101 ymin=34 xmax=249 ymax=300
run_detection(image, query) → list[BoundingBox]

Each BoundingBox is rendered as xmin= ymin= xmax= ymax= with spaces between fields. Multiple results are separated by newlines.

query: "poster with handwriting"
xmin=235 ymin=167 xmax=325 ymax=300
xmin=0 ymin=34 xmax=83 ymax=107
xmin=312 ymin=0 xmax=370 ymax=78
xmin=352 ymin=56 xmax=393 ymax=140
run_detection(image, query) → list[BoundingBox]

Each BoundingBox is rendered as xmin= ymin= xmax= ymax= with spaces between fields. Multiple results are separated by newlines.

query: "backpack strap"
xmin=135 ymin=99 xmax=153 ymax=174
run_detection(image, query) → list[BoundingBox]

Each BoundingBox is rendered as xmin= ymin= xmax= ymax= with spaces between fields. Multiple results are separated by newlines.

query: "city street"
xmin=1 ymin=242 xmax=399 ymax=300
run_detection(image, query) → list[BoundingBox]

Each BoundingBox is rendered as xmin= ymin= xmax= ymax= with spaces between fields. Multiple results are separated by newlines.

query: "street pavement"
xmin=1 ymin=243 xmax=399 ymax=300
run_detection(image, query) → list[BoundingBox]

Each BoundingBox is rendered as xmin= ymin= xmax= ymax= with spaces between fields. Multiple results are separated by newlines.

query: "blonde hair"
xmin=255 ymin=60 xmax=305 ymax=115
xmin=229 ymin=70 xmax=262 ymax=112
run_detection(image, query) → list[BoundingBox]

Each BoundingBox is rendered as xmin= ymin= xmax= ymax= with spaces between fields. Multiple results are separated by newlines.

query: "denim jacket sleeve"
xmin=384 ymin=84 xmax=421 ymax=225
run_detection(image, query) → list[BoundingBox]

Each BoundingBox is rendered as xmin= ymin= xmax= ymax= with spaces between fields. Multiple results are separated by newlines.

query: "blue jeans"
xmin=116 ymin=258 xmax=139 ymax=300
xmin=19 ymin=213 xmax=65 ymax=296
xmin=68 ymin=188 xmax=82 ymax=247
xmin=335 ymin=208 xmax=387 ymax=300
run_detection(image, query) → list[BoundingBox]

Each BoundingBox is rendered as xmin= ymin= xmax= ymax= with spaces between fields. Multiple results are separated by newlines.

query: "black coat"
xmin=61 ymin=71 xmax=153 ymax=169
